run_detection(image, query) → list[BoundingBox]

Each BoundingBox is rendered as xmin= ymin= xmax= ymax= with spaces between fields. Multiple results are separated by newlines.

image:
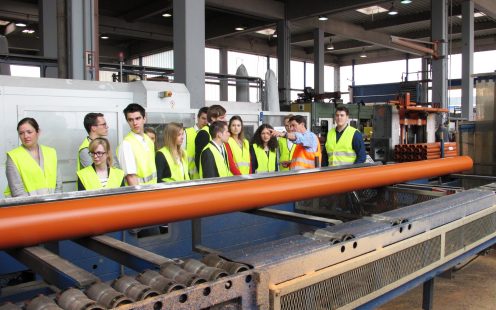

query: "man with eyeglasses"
xmin=78 ymin=113 xmax=109 ymax=171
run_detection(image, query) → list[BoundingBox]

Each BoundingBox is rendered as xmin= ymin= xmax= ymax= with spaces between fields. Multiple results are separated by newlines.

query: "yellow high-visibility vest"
xmin=157 ymin=146 xmax=190 ymax=182
xmin=227 ymin=137 xmax=250 ymax=175
xmin=4 ymin=145 xmax=57 ymax=197
xmin=278 ymin=137 xmax=296 ymax=171
xmin=199 ymin=143 xmax=232 ymax=178
xmin=184 ymin=126 xmax=198 ymax=179
xmin=77 ymin=137 xmax=90 ymax=171
xmin=252 ymin=144 xmax=276 ymax=173
xmin=77 ymin=166 xmax=125 ymax=190
xmin=325 ymin=126 xmax=357 ymax=166
xmin=118 ymin=132 xmax=157 ymax=185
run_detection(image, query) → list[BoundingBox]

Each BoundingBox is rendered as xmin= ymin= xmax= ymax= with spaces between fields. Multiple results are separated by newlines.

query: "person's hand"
xmin=269 ymin=129 xmax=283 ymax=137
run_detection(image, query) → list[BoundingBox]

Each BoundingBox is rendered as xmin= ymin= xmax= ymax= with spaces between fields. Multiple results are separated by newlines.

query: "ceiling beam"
xmin=99 ymin=16 xmax=173 ymax=41
xmin=336 ymin=35 xmax=496 ymax=66
xmin=0 ymin=0 xmax=38 ymax=23
xmin=206 ymin=0 xmax=284 ymax=20
xmin=295 ymin=18 xmax=424 ymax=56
xmin=362 ymin=6 xmax=463 ymax=31
xmin=474 ymin=0 xmax=496 ymax=20
xmin=120 ymin=0 xmax=171 ymax=23
xmin=286 ymin=0 xmax=389 ymax=20
xmin=207 ymin=35 xmax=339 ymax=65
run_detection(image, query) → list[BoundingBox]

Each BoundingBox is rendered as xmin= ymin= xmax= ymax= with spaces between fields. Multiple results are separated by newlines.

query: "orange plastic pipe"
xmin=0 ymin=156 xmax=473 ymax=250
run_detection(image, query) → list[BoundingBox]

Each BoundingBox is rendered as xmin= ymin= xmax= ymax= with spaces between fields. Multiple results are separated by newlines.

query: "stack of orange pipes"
xmin=394 ymin=142 xmax=457 ymax=162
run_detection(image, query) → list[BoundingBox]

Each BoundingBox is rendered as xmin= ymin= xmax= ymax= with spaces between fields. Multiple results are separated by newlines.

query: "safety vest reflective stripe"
xmin=290 ymin=134 xmax=321 ymax=170
xmin=199 ymin=143 xmax=232 ymax=178
xmin=184 ymin=127 xmax=198 ymax=178
xmin=77 ymin=138 xmax=90 ymax=171
xmin=327 ymin=151 xmax=357 ymax=157
xmin=158 ymin=147 xmax=190 ymax=182
xmin=253 ymin=144 xmax=276 ymax=173
xmin=122 ymin=132 xmax=157 ymax=185
xmin=227 ymin=137 xmax=250 ymax=175
xmin=278 ymin=137 xmax=296 ymax=172
xmin=330 ymin=160 xmax=354 ymax=166
xmin=4 ymin=145 xmax=57 ymax=197
xmin=325 ymin=126 xmax=357 ymax=166
xmin=138 ymin=173 xmax=157 ymax=184
xmin=77 ymin=166 xmax=125 ymax=190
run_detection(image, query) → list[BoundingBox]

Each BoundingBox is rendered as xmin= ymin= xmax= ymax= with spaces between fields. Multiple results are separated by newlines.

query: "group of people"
xmin=4 ymin=103 xmax=366 ymax=198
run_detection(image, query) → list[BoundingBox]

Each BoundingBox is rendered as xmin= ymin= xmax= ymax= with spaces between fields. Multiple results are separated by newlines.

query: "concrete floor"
xmin=379 ymin=249 xmax=496 ymax=310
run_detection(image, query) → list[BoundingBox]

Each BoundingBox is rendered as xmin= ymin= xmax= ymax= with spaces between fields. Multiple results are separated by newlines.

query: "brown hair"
xmin=228 ymin=115 xmax=245 ymax=141
xmin=207 ymin=105 xmax=226 ymax=123
xmin=17 ymin=117 xmax=40 ymax=132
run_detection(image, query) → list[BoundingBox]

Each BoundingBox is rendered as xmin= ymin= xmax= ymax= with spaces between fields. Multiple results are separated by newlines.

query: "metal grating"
xmin=445 ymin=212 xmax=496 ymax=256
xmin=279 ymin=237 xmax=441 ymax=310
xmin=296 ymin=187 xmax=440 ymax=218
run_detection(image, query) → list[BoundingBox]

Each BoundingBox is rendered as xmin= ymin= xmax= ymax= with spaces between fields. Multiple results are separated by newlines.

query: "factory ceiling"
xmin=1 ymin=0 xmax=495 ymax=67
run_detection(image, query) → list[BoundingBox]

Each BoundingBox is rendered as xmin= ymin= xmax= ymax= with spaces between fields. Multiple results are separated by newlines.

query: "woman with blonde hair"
xmin=77 ymin=137 xmax=125 ymax=190
xmin=156 ymin=122 xmax=190 ymax=182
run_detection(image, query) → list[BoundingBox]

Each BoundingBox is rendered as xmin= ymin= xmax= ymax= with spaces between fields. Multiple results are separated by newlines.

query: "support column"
xmin=431 ymin=0 xmax=448 ymax=115
xmin=40 ymin=0 xmax=58 ymax=78
xmin=313 ymin=28 xmax=324 ymax=94
xmin=219 ymin=48 xmax=228 ymax=101
xmin=421 ymin=58 xmax=429 ymax=103
xmin=174 ymin=0 xmax=205 ymax=108
xmin=462 ymin=0 xmax=474 ymax=121
xmin=405 ymin=54 xmax=410 ymax=82
xmin=422 ymin=278 xmax=435 ymax=310
xmin=67 ymin=0 xmax=98 ymax=80
xmin=351 ymin=59 xmax=356 ymax=103
xmin=277 ymin=20 xmax=291 ymax=107
xmin=334 ymin=65 xmax=340 ymax=92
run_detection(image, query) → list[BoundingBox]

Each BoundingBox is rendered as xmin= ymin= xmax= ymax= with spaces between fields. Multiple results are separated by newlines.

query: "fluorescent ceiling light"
xmin=360 ymin=48 xmax=367 ymax=58
xmin=356 ymin=5 xmax=388 ymax=15
xmin=235 ymin=26 xmax=246 ymax=31
xmin=400 ymin=0 xmax=412 ymax=4
xmin=255 ymin=28 xmax=276 ymax=36
xmin=318 ymin=15 xmax=328 ymax=21
xmin=15 ymin=22 xmax=27 ymax=27
xmin=388 ymin=3 xmax=399 ymax=15
xmin=456 ymin=12 xmax=486 ymax=19
xmin=327 ymin=37 xmax=334 ymax=50
xmin=162 ymin=13 xmax=172 ymax=17
xmin=100 ymin=35 xmax=109 ymax=39
xmin=22 ymin=29 xmax=35 ymax=34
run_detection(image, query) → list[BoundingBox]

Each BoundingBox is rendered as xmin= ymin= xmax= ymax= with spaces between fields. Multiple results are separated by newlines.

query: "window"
xmin=10 ymin=65 xmax=40 ymax=78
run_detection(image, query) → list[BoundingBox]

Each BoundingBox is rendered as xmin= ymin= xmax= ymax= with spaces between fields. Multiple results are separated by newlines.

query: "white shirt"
xmin=118 ymin=132 xmax=151 ymax=175
xmin=211 ymin=140 xmax=225 ymax=159
xmin=286 ymin=138 xmax=294 ymax=151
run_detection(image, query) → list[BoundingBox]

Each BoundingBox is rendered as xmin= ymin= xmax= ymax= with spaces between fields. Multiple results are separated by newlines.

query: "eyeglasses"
xmin=89 ymin=151 xmax=106 ymax=157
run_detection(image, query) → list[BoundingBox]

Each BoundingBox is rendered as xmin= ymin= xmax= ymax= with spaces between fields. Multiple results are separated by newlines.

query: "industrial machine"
xmin=0 ymin=76 xmax=495 ymax=309
xmin=370 ymin=92 xmax=447 ymax=162
xmin=460 ymin=73 xmax=496 ymax=177
xmin=290 ymin=87 xmax=373 ymax=137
